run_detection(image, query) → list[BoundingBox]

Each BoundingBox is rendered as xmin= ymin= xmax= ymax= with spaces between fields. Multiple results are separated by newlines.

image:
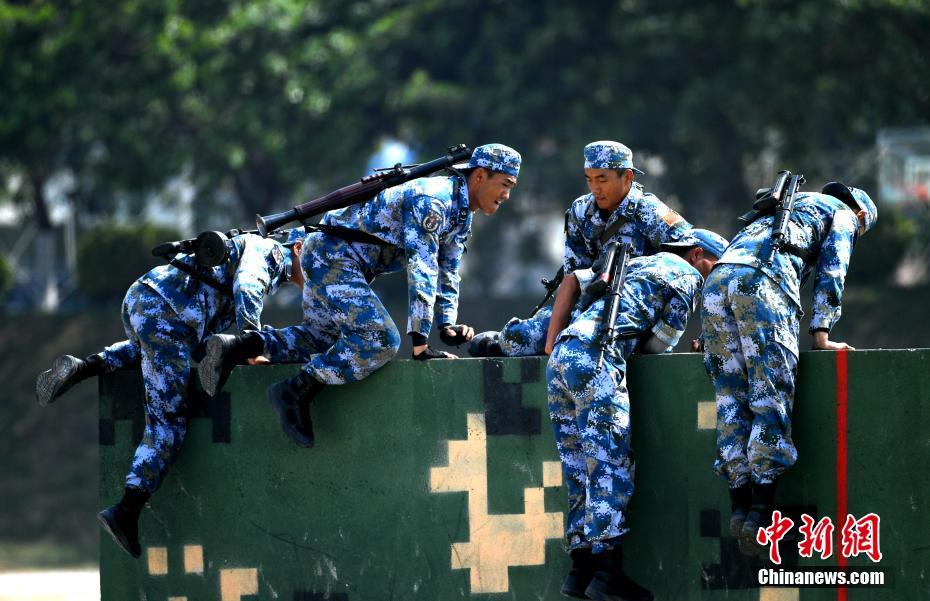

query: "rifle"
xmin=739 ymin=170 xmax=806 ymax=264
xmin=528 ymin=266 xmax=564 ymax=318
xmin=255 ymin=144 xmax=472 ymax=235
xmin=596 ymin=241 xmax=632 ymax=370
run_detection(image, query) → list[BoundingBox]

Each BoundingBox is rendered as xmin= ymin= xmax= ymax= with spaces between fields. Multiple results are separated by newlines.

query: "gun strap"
xmin=169 ymin=258 xmax=233 ymax=296
xmin=308 ymin=223 xmax=389 ymax=247
xmin=599 ymin=215 xmax=628 ymax=245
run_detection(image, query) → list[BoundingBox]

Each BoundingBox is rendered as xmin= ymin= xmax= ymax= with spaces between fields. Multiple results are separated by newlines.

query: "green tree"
xmin=76 ymin=223 xmax=180 ymax=302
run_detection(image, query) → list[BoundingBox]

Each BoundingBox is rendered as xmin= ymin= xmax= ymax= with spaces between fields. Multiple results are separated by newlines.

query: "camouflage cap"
xmin=583 ymin=141 xmax=644 ymax=174
xmin=822 ymin=182 xmax=878 ymax=234
xmin=455 ymin=143 xmax=521 ymax=178
xmin=850 ymin=187 xmax=878 ymax=234
xmin=662 ymin=228 xmax=729 ymax=258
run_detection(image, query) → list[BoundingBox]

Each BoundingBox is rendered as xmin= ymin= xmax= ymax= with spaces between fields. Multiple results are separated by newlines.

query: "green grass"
xmin=0 ymin=541 xmax=97 ymax=571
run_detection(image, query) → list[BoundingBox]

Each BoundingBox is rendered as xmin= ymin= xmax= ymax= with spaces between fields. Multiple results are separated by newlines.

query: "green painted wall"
xmin=99 ymin=350 xmax=930 ymax=600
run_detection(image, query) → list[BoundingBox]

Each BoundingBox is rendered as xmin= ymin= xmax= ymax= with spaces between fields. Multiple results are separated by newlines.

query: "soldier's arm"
xmin=563 ymin=203 xmax=594 ymax=273
xmin=637 ymin=195 xmax=692 ymax=249
xmin=642 ymin=275 xmax=697 ymax=354
xmin=435 ymin=233 xmax=466 ymax=328
xmin=809 ymin=210 xmax=858 ymax=349
xmin=402 ymin=194 xmax=444 ymax=341
xmin=232 ymin=237 xmax=276 ymax=333
xmin=544 ymin=273 xmax=581 ymax=355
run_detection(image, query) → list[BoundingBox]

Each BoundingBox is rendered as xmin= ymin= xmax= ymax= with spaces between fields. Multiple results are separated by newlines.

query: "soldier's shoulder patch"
xmin=422 ymin=210 xmax=443 ymax=233
xmin=662 ymin=210 xmax=684 ymax=227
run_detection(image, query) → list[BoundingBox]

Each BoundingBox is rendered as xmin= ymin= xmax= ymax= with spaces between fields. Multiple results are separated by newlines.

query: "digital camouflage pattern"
xmin=96 ymin=234 xmax=292 ymax=493
xmin=701 ymin=264 xmax=800 ymax=486
xmin=258 ymin=173 xmax=472 ymax=383
xmin=547 ymin=253 xmax=704 ymax=551
xmin=702 ymin=191 xmax=870 ymax=487
xmin=318 ymin=174 xmax=472 ymax=336
xmin=498 ymin=183 xmax=692 ymax=356
xmin=714 ymin=192 xmax=860 ymax=333
xmin=457 ymin=142 xmax=522 ymax=178
xmin=582 ymin=140 xmax=644 ymax=174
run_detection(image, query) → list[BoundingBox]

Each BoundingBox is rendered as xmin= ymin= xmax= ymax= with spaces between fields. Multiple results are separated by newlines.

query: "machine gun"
xmin=255 ymin=144 xmax=472 ymax=235
xmin=739 ymin=170 xmax=806 ymax=264
xmin=596 ymin=241 xmax=632 ymax=370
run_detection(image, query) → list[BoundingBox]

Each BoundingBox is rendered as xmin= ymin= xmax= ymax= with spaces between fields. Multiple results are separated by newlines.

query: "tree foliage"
xmin=76 ymin=223 xmax=180 ymax=302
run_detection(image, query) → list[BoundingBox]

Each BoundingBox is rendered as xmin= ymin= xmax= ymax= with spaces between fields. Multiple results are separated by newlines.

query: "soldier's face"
xmin=585 ymin=168 xmax=633 ymax=211
xmin=469 ymin=169 xmax=517 ymax=215
xmin=688 ymin=247 xmax=717 ymax=279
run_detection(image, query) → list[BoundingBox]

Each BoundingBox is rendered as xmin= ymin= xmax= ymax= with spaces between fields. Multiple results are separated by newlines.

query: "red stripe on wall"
xmin=836 ymin=349 xmax=849 ymax=600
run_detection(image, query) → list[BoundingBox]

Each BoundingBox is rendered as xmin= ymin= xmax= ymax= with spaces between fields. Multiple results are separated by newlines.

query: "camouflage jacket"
xmin=718 ymin=192 xmax=859 ymax=332
xmin=139 ymin=233 xmax=290 ymax=334
xmin=564 ymin=182 xmax=692 ymax=273
xmin=562 ymin=252 xmax=704 ymax=352
xmin=320 ymin=175 xmax=472 ymax=337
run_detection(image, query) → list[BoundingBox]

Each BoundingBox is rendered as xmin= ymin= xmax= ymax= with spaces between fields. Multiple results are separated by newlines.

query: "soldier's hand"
xmin=439 ymin=324 xmax=475 ymax=346
xmin=812 ymin=331 xmax=856 ymax=351
xmin=412 ymin=345 xmax=456 ymax=360
xmin=691 ymin=338 xmax=703 ymax=352
xmin=247 ymin=355 xmax=270 ymax=366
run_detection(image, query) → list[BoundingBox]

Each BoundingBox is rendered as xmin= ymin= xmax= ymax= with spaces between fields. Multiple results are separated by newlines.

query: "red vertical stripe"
xmin=836 ymin=349 xmax=849 ymax=600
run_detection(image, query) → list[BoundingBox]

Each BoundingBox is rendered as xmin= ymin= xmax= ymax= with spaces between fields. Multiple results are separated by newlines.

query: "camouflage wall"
xmin=99 ymin=350 xmax=929 ymax=600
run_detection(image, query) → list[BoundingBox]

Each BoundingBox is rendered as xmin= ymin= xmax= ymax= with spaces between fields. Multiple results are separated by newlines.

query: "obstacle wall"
xmin=99 ymin=349 xmax=930 ymax=600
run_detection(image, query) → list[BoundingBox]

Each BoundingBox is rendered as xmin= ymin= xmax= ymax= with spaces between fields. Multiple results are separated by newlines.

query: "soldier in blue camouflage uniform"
xmin=35 ymin=229 xmax=306 ymax=559
xmin=549 ymin=229 xmax=728 ymax=601
xmin=469 ymin=141 xmax=692 ymax=357
xmin=701 ymin=181 xmax=878 ymax=555
xmin=198 ymin=144 xmax=522 ymax=448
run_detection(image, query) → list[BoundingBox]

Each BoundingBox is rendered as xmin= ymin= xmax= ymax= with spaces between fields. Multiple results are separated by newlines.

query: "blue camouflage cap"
xmin=271 ymin=227 xmax=306 ymax=246
xmin=584 ymin=141 xmax=644 ymax=174
xmin=850 ymin=187 xmax=877 ymax=234
xmin=662 ymin=228 xmax=729 ymax=258
xmin=455 ymin=143 xmax=521 ymax=178
xmin=821 ymin=182 xmax=878 ymax=234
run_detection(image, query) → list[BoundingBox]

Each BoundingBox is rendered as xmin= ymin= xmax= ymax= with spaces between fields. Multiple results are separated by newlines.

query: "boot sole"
xmin=266 ymin=385 xmax=314 ymax=448
xmin=199 ymin=336 xmax=231 ymax=397
xmin=35 ymin=355 xmax=81 ymax=407
xmin=97 ymin=509 xmax=141 ymax=559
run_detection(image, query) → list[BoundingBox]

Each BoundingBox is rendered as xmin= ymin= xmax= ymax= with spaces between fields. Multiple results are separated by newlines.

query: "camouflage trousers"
xmin=259 ymin=234 xmax=401 ymax=385
xmin=116 ymin=281 xmax=203 ymax=494
xmin=498 ymin=305 xmax=551 ymax=356
xmin=547 ymin=334 xmax=639 ymax=552
xmin=701 ymin=264 xmax=800 ymax=487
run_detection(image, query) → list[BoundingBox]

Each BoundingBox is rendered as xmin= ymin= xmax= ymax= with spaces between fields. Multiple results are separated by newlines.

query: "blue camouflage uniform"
xmin=548 ymin=252 xmax=705 ymax=552
xmin=499 ymin=141 xmax=691 ymax=356
xmin=701 ymin=188 xmax=875 ymax=487
xmin=257 ymin=144 xmax=521 ymax=384
xmin=95 ymin=233 xmax=293 ymax=494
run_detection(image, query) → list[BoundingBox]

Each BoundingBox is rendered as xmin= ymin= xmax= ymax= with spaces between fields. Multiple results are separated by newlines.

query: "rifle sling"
xmin=737 ymin=210 xmax=817 ymax=264
xmin=169 ymin=258 xmax=234 ymax=296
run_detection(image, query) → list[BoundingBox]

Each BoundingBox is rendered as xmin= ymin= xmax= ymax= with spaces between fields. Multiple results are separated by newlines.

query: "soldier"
xmin=198 ymin=144 xmax=521 ymax=447
xmin=469 ymin=140 xmax=692 ymax=357
xmin=34 ymin=229 xmax=306 ymax=558
xmin=701 ymin=181 xmax=877 ymax=555
xmin=548 ymin=229 xmax=728 ymax=601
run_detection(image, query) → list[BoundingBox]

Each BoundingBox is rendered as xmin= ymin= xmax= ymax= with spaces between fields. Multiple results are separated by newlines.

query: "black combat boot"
xmin=584 ymin=546 xmax=654 ymax=601
xmin=739 ymin=480 xmax=778 ymax=557
xmin=97 ymin=487 xmax=150 ymax=559
xmin=266 ymin=371 xmax=324 ymax=448
xmin=561 ymin=548 xmax=596 ymax=599
xmin=198 ymin=332 xmax=265 ymax=397
xmin=467 ymin=331 xmax=505 ymax=357
xmin=729 ymin=482 xmax=752 ymax=538
xmin=35 ymin=354 xmax=107 ymax=407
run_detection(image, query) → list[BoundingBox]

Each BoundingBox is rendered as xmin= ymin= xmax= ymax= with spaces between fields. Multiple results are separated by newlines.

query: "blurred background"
xmin=1 ymin=0 xmax=929 ymax=582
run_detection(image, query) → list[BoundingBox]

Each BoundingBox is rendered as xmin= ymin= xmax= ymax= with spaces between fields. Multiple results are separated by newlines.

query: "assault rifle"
xmin=529 ymin=266 xmax=564 ymax=318
xmin=255 ymin=144 xmax=472 ymax=235
xmin=739 ymin=170 xmax=806 ymax=264
xmin=596 ymin=241 xmax=632 ymax=371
